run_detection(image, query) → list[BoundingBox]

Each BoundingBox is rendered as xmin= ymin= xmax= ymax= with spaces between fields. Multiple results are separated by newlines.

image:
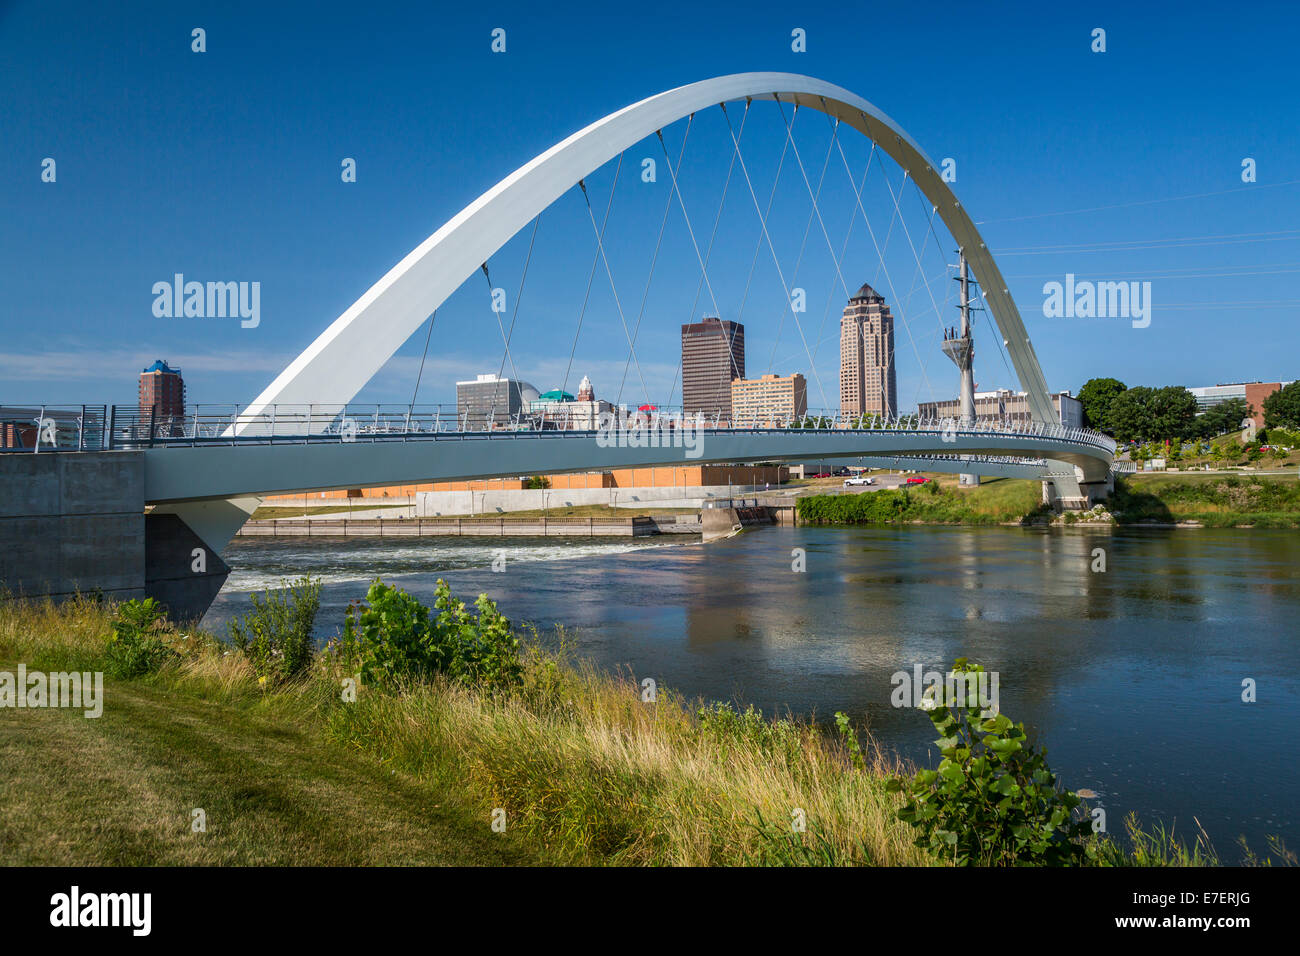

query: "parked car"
xmin=844 ymin=476 xmax=876 ymax=487
xmin=905 ymin=476 xmax=931 ymax=485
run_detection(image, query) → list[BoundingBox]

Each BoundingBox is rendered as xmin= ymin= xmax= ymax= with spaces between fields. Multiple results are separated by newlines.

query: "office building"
xmin=681 ymin=316 xmax=744 ymax=421
xmin=528 ymin=374 xmax=615 ymax=429
xmin=730 ymin=373 xmax=808 ymax=425
xmin=918 ymin=389 xmax=1083 ymax=428
xmin=1188 ymin=382 xmax=1290 ymax=428
xmin=456 ymin=373 xmax=541 ymax=428
xmin=840 ymin=283 xmax=896 ymax=418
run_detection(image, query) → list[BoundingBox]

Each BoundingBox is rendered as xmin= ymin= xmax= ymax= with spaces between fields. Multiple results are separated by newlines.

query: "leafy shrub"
xmin=332 ymin=579 xmax=521 ymax=691
xmin=227 ymin=577 xmax=321 ymax=684
xmin=105 ymin=598 xmax=177 ymax=678
xmin=697 ymin=701 xmax=803 ymax=765
xmin=885 ymin=658 xmax=1095 ymax=866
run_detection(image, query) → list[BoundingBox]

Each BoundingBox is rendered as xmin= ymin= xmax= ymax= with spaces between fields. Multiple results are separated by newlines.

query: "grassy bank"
xmin=797 ymin=476 xmax=1042 ymax=526
xmin=795 ymin=474 xmax=1300 ymax=528
xmin=1 ymin=590 xmax=1280 ymax=866
xmin=1111 ymin=473 xmax=1300 ymax=527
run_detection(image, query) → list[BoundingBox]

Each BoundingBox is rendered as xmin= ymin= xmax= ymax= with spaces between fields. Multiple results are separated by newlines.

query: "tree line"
xmin=1076 ymin=378 xmax=1300 ymax=444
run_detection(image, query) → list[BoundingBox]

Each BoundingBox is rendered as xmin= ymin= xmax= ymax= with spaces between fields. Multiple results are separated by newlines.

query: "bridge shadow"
xmin=1106 ymin=477 xmax=1175 ymax=524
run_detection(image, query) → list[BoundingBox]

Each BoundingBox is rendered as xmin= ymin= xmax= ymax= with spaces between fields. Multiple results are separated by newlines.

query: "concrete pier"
xmin=0 ymin=451 xmax=229 ymax=620
xmin=0 ymin=451 xmax=146 ymax=602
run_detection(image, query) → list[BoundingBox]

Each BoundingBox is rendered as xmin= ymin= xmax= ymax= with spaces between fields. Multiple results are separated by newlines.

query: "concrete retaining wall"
xmin=0 ymin=451 xmax=146 ymax=601
xmin=414 ymin=484 xmax=769 ymax=516
xmin=237 ymin=516 xmax=689 ymax=537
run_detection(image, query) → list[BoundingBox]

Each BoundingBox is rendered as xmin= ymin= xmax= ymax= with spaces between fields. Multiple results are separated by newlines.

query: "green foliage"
xmin=1109 ymin=385 xmax=1198 ymax=443
xmin=106 ymin=598 xmax=177 ymax=679
xmin=1190 ymin=397 xmax=1253 ymax=440
xmin=332 ymin=579 xmax=521 ymax=691
xmin=524 ymin=475 xmax=551 ymax=489
xmin=1112 ymin=474 xmax=1300 ymax=526
xmin=1077 ymin=377 xmax=1126 ymax=434
xmin=885 ymin=658 xmax=1095 ymax=866
xmin=227 ymin=577 xmax=322 ymax=685
xmin=696 ymin=701 xmax=804 ymax=766
xmin=834 ymin=711 xmax=867 ymax=772
xmin=795 ymin=481 xmax=1032 ymax=525
xmin=743 ymin=810 xmax=871 ymax=866
xmin=1264 ymin=381 xmax=1300 ymax=430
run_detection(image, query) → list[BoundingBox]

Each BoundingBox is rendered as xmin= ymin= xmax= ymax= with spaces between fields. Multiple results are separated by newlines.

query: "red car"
xmin=905 ymin=476 xmax=930 ymax=485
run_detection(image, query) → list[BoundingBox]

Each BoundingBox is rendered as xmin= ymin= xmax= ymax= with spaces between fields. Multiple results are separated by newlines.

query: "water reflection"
xmin=207 ymin=525 xmax=1300 ymax=854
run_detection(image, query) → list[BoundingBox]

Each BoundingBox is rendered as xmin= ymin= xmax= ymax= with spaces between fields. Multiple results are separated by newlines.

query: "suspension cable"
xmin=664 ymin=100 xmax=750 ymax=410
xmin=618 ymin=115 xmax=694 ymax=408
xmin=496 ymin=213 xmax=543 ymax=388
xmin=828 ymin=113 xmax=935 ymax=402
xmin=720 ymin=99 xmax=830 ymax=411
xmin=767 ymin=112 xmax=838 ymax=375
xmin=579 ymin=167 xmax=649 ymax=404
xmin=563 ymin=153 xmax=624 ymax=395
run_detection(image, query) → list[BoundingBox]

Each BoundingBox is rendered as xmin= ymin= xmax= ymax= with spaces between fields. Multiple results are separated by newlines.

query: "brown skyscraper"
xmin=839 ymin=284 xmax=896 ymax=418
xmin=681 ymin=316 xmax=744 ymax=421
xmin=138 ymin=359 xmax=185 ymax=420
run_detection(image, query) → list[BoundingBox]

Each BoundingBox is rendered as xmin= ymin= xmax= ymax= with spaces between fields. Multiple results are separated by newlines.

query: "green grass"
xmin=798 ymin=477 xmax=1043 ymax=526
xmin=2 ymin=595 xmax=1287 ymax=867
xmin=1113 ymin=474 xmax=1300 ymax=527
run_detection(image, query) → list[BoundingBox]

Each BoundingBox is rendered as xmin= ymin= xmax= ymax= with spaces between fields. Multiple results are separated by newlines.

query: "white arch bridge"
xmin=1 ymin=73 xmax=1120 ymax=614
xmin=139 ymin=72 xmax=1114 ymax=554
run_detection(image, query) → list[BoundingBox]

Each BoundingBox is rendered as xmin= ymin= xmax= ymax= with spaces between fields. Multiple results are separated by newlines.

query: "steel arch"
xmin=244 ymin=72 xmax=1056 ymax=425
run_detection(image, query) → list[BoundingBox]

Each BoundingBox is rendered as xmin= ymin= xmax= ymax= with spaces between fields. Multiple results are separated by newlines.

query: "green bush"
xmin=227 ymin=577 xmax=321 ymax=684
xmin=333 ymin=579 xmax=521 ymax=692
xmin=105 ymin=598 xmax=178 ymax=679
xmin=885 ymin=659 xmax=1095 ymax=866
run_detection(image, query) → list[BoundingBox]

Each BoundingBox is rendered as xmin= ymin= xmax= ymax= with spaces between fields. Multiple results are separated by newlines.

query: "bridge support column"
xmin=0 ymin=450 xmax=146 ymax=603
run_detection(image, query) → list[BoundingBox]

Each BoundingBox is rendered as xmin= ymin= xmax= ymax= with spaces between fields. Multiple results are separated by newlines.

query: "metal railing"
xmin=0 ymin=402 xmax=1118 ymax=457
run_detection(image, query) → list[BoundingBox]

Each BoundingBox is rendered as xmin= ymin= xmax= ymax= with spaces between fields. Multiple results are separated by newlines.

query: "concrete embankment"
xmin=700 ymin=506 xmax=778 ymax=542
xmin=237 ymin=515 xmax=703 ymax=538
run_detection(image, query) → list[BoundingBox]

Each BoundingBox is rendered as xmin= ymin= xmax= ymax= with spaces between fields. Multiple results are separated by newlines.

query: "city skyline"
xmin=4 ymin=2 xmax=1298 ymax=411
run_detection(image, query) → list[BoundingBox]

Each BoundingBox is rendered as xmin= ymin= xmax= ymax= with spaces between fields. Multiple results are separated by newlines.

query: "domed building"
xmin=529 ymin=374 xmax=615 ymax=430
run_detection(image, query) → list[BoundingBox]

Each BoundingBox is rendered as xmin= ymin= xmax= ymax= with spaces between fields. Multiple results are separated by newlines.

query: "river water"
xmin=204 ymin=526 xmax=1300 ymax=856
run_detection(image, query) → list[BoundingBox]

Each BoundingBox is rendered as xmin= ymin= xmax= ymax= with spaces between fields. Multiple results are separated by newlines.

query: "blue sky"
xmin=3 ymin=0 xmax=1297 ymax=411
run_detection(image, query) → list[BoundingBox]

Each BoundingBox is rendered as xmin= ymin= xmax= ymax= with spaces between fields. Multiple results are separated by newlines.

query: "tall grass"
xmin=3 ymin=594 xmax=1290 ymax=866
xmin=322 ymin=644 xmax=929 ymax=865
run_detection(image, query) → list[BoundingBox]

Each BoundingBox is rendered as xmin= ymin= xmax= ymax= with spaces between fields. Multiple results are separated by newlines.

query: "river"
xmin=203 ymin=525 xmax=1300 ymax=856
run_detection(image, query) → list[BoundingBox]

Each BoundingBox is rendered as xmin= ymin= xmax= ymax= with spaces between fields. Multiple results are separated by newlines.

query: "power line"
xmin=975 ymin=179 xmax=1300 ymax=226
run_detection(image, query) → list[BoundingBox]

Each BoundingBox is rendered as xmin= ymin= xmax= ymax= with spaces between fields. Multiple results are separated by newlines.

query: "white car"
xmin=843 ymin=476 xmax=875 ymax=487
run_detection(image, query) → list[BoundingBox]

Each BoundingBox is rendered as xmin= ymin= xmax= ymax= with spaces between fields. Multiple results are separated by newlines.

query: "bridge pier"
xmin=0 ymin=451 xmax=229 ymax=621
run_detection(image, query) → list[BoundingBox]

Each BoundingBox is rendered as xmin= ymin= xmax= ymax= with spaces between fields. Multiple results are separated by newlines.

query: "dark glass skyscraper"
xmin=681 ymin=316 xmax=744 ymax=422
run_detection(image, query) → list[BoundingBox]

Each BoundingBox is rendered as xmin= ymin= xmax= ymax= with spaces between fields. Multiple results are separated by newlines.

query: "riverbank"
xmin=0 ymin=591 xmax=1261 ymax=866
xmin=796 ymin=474 xmax=1300 ymax=529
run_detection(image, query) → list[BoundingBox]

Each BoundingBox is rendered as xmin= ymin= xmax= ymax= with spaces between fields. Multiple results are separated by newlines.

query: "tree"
xmin=1077 ymin=377 xmax=1127 ymax=434
xmin=1264 ymin=381 xmax=1300 ymax=430
xmin=1109 ymin=386 xmax=1197 ymax=443
xmin=1191 ymin=397 xmax=1252 ymax=440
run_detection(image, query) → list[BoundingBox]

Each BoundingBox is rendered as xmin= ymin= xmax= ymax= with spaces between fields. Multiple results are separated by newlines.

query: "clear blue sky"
xmin=3 ymin=0 xmax=1297 ymax=411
